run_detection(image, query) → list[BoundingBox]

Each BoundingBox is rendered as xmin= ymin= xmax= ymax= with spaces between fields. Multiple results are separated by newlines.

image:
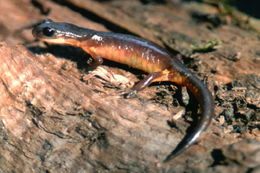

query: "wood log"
xmin=0 ymin=0 xmax=259 ymax=172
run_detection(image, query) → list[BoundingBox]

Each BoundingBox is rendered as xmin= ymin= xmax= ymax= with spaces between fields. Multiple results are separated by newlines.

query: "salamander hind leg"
xmin=124 ymin=72 xmax=164 ymax=98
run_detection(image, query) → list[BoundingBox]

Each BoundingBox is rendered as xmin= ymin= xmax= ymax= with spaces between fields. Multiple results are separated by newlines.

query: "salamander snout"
xmin=32 ymin=19 xmax=84 ymax=45
xmin=32 ymin=19 xmax=71 ymax=44
xmin=32 ymin=19 xmax=64 ymax=41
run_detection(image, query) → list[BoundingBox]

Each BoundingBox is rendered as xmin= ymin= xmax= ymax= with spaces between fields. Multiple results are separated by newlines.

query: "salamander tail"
xmin=164 ymin=74 xmax=214 ymax=163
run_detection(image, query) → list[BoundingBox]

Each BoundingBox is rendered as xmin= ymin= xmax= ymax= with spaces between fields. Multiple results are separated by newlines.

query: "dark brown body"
xmin=32 ymin=20 xmax=214 ymax=162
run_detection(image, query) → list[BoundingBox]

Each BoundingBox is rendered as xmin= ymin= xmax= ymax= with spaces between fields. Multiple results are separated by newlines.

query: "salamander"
xmin=32 ymin=19 xmax=214 ymax=162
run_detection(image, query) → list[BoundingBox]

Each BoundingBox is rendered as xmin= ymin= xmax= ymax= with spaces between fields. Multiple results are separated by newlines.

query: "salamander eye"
xmin=42 ymin=27 xmax=55 ymax=37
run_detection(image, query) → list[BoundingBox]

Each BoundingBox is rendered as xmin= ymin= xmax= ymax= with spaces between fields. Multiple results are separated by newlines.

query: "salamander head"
xmin=32 ymin=19 xmax=91 ymax=45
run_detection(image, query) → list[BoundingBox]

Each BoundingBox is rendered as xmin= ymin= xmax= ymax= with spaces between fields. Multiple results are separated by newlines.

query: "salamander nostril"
xmin=42 ymin=27 xmax=55 ymax=37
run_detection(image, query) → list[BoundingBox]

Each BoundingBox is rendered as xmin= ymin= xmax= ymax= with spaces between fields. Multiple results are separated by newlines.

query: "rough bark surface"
xmin=0 ymin=0 xmax=259 ymax=172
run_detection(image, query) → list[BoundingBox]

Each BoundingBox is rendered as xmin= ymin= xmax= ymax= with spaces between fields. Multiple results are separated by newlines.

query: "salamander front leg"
xmin=87 ymin=54 xmax=103 ymax=71
xmin=124 ymin=72 xmax=163 ymax=98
